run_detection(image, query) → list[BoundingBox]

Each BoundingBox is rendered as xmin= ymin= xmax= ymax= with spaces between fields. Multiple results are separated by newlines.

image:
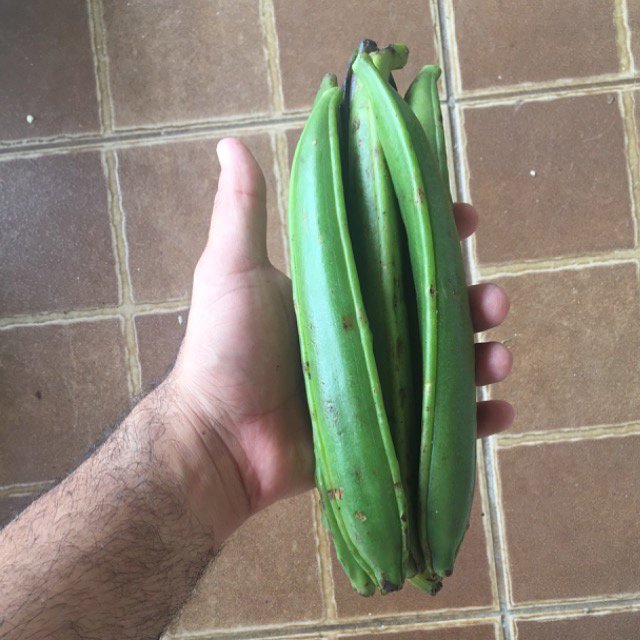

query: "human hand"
xmin=169 ymin=138 xmax=513 ymax=522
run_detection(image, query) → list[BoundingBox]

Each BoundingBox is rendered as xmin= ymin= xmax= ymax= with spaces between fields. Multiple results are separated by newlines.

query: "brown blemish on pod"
xmin=342 ymin=315 xmax=355 ymax=330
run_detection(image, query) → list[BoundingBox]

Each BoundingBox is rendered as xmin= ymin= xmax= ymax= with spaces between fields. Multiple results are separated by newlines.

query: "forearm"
xmin=0 ymin=381 xmax=249 ymax=640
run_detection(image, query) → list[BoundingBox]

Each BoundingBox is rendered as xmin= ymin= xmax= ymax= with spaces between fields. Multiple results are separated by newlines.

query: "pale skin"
xmin=0 ymin=138 xmax=514 ymax=639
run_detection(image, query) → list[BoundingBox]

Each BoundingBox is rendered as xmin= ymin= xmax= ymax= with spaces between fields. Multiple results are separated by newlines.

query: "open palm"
xmin=173 ymin=138 xmax=513 ymax=515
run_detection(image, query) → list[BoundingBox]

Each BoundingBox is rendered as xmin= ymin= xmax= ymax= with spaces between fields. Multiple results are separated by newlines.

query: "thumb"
xmin=200 ymin=137 xmax=268 ymax=277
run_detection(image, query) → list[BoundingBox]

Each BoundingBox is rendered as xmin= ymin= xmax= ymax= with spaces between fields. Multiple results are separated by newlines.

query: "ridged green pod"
xmin=404 ymin=64 xmax=476 ymax=576
xmin=404 ymin=66 xmax=450 ymax=191
xmin=353 ymin=53 xmax=476 ymax=579
xmin=343 ymin=40 xmax=423 ymax=578
xmin=288 ymin=75 xmax=409 ymax=593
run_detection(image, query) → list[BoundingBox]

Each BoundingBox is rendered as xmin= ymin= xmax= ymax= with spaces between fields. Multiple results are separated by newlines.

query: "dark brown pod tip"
xmin=381 ymin=579 xmax=401 ymax=594
xmin=358 ymin=38 xmax=379 ymax=54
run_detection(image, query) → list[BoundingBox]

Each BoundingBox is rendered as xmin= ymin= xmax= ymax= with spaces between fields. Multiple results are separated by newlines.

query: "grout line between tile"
xmin=457 ymin=73 xmax=639 ymax=106
xmin=482 ymin=440 xmax=514 ymax=610
xmin=0 ymin=480 xmax=54 ymax=499
xmin=86 ymin=0 xmax=115 ymax=133
xmin=440 ymin=0 xmax=463 ymax=97
xmin=311 ymin=491 xmax=338 ymax=622
xmin=170 ymin=610 xmax=502 ymax=640
xmin=502 ymin=617 xmax=515 ymax=640
xmin=614 ymin=0 xmax=636 ymax=74
xmin=475 ymin=442 xmax=501 ymax=610
xmin=4 ymin=83 xmax=640 ymax=162
xmin=126 ymin=314 xmax=143 ymax=397
xmin=259 ymin=0 xmax=285 ymax=114
xmin=636 ymin=255 xmax=640 ymax=337
xmin=168 ymin=595 xmax=640 ymax=640
xmin=131 ymin=301 xmax=191 ymax=318
xmin=0 ymin=299 xmax=190 ymax=330
xmin=479 ymin=251 xmax=639 ymax=279
xmin=0 ymin=310 xmax=122 ymax=331
xmin=436 ymin=1 xmax=514 ymax=638
xmin=494 ymin=617 xmax=507 ymax=640
xmin=620 ymin=91 xmax=640 ymax=246
xmin=0 ymin=114 xmax=310 ymax=161
xmin=496 ymin=421 xmax=640 ymax=448
xmin=452 ymin=108 xmax=476 ymax=283
xmin=427 ymin=0 xmax=446 ymax=99
xmin=102 ymin=151 xmax=141 ymax=397
xmin=88 ymin=0 xmax=144 ymax=399
xmin=101 ymin=153 xmax=125 ymax=305
xmin=509 ymin=593 xmax=640 ymax=617
xmin=308 ymin=617 xmax=503 ymax=639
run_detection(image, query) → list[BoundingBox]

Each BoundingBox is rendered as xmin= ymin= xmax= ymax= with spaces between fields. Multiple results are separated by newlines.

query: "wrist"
xmin=148 ymin=379 xmax=251 ymax=546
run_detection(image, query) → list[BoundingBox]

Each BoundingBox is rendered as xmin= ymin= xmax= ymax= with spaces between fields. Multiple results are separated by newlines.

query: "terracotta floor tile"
xmin=286 ymin=128 xmax=302 ymax=163
xmin=340 ymin=623 xmax=497 ymax=640
xmin=0 ymin=0 xmax=99 ymax=141
xmin=516 ymin=611 xmax=640 ymax=640
xmin=118 ymin=134 xmax=284 ymax=303
xmin=273 ymin=0 xmax=439 ymax=111
xmin=499 ymin=436 xmax=640 ymax=603
xmin=452 ymin=0 xmax=619 ymax=91
xmin=334 ymin=482 xmax=494 ymax=618
xmin=0 ymin=494 xmax=36 ymax=529
xmin=135 ymin=311 xmax=188 ymax=392
xmin=170 ymin=493 xmax=322 ymax=632
xmin=489 ymin=264 xmax=640 ymax=433
xmin=0 ymin=152 xmax=118 ymax=315
xmin=103 ymin=0 xmax=271 ymax=129
xmin=464 ymin=94 xmax=633 ymax=265
xmin=0 ymin=320 xmax=130 ymax=485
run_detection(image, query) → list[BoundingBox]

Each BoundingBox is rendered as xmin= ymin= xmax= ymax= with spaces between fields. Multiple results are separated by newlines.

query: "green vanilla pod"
xmin=288 ymin=74 xmax=409 ymax=594
xmin=353 ymin=52 xmax=476 ymax=581
xmin=343 ymin=39 xmax=423 ymax=579
xmin=405 ymin=65 xmax=450 ymax=190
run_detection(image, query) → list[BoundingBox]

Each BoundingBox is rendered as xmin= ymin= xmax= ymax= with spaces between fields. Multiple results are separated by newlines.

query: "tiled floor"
xmin=1 ymin=2 xmax=639 ymax=640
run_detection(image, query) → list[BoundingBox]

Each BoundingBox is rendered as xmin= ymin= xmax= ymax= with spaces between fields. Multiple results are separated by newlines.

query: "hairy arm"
xmin=0 ymin=381 xmax=249 ymax=640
